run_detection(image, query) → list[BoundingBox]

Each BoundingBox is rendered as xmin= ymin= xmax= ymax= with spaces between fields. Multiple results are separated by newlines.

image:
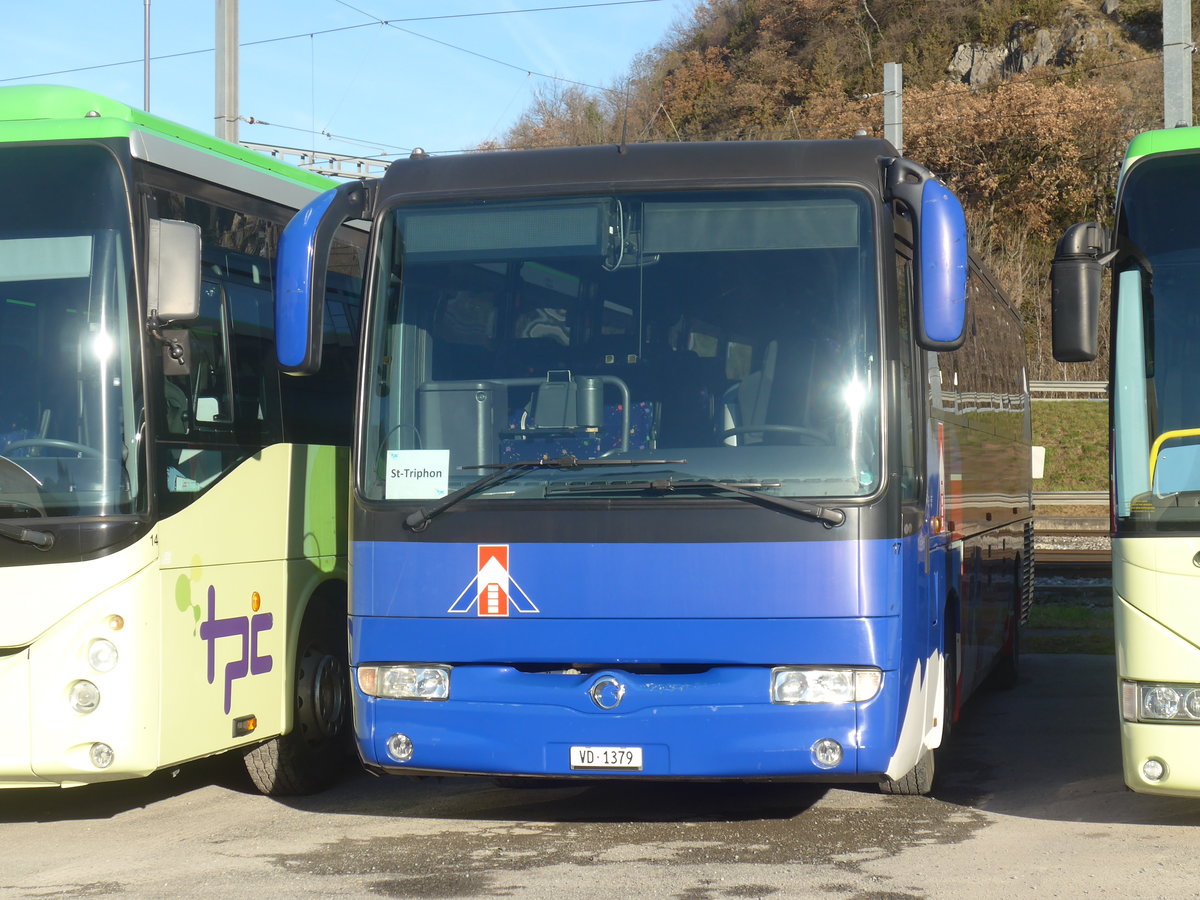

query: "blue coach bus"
xmin=275 ymin=140 xmax=1032 ymax=794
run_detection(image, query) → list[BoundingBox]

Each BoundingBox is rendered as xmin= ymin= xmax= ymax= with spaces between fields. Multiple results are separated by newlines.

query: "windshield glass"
xmin=1112 ymin=151 xmax=1200 ymax=530
xmin=0 ymin=144 xmax=142 ymax=520
xmin=361 ymin=188 xmax=880 ymax=503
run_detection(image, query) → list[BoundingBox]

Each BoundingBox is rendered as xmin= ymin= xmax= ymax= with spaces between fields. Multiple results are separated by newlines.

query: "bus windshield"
xmin=0 ymin=144 xmax=142 ymax=520
xmin=361 ymin=188 xmax=881 ymax=503
xmin=1112 ymin=151 xmax=1200 ymax=529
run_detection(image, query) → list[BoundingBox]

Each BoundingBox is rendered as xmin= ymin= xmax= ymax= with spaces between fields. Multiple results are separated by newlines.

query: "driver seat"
xmin=722 ymin=341 xmax=776 ymax=445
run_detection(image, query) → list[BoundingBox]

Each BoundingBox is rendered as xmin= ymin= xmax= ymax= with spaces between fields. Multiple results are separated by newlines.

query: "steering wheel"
xmin=2 ymin=438 xmax=101 ymax=458
xmin=0 ymin=456 xmax=47 ymax=517
xmin=720 ymin=425 xmax=832 ymax=446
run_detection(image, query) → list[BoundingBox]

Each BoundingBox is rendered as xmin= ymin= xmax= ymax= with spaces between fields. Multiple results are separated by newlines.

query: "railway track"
xmin=1037 ymin=546 xmax=1111 ymax=569
xmin=1035 ymin=526 xmax=1111 ymax=572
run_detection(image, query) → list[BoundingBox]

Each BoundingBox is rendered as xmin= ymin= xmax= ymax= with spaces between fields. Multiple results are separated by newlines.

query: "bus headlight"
xmin=69 ymin=680 xmax=101 ymax=714
xmin=88 ymin=638 xmax=119 ymax=673
xmin=357 ymin=665 xmax=450 ymax=700
xmin=1123 ymin=680 xmax=1200 ymax=723
xmin=771 ymin=667 xmax=882 ymax=704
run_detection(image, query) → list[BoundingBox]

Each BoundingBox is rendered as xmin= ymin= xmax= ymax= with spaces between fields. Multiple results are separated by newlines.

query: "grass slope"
xmin=1032 ymin=400 xmax=1108 ymax=492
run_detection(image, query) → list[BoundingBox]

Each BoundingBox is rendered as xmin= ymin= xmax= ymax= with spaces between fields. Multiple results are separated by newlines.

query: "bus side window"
xmin=163 ymin=281 xmax=233 ymax=434
xmin=895 ymin=251 xmax=920 ymax=501
xmin=226 ymin=279 xmax=283 ymax=439
xmin=146 ymin=180 xmax=361 ymax=510
xmin=191 ymin=282 xmax=234 ymax=425
xmin=162 ymin=280 xmax=235 ymax=495
xmin=277 ymin=240 xmax=364 ymax=446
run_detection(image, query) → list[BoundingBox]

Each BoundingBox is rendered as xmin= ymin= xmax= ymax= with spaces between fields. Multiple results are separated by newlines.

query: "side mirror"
xmin=276 ymin=180 xmax=371 ymax=375
xmin=1051 ymin=221 xmax=1108 ymax=363
xmin=886 ymin=158 xmax=968 ymax=351
xmin=147 ymin=219 xmax=201 ymax=324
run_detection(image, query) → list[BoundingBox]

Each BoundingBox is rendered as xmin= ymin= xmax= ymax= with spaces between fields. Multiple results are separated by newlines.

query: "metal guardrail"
xmin=1029 ymin=380 xmax=1107 ymax=399
xmin=1035 ymin=490 xmax=1108 ymax=505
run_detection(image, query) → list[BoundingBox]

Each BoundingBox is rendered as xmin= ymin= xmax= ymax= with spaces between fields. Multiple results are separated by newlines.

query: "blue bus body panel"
xmin=350 ymin=536 xmax=934 ymax=779
xmin=353 ymin=538 xmax=907 ymax=620
xmin=353 ymin=616 xmax=902 ymax=668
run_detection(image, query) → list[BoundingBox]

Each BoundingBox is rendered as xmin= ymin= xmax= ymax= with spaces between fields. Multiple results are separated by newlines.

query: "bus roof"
xmin=1124 ymin=126 xmax=1200 ymax=169
xmin=377 ymin=139 xmax=899 ymax=204
xmin=0 ymin=84 xmax=332 ymax=192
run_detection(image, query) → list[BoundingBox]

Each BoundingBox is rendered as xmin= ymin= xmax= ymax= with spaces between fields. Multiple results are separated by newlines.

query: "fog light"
xmin=1143 ymin=758 xmax=1166 ymax=783
xmin=772 ymin=667 xmax=882 ymax=704
xmin=90 ymin=742 xmax=114 ymax=769
xmin=88 ymin=638 xmax=119 ymax=673
xmin=69 ymin=680 xmax=101 ymax=714
xmin=811 ymin=738 xmax=843 ymax=769
xmin=386 ymin=733 xmax=414 ymax=763
xmin=358 ymin=665 xmax=450 ymax=700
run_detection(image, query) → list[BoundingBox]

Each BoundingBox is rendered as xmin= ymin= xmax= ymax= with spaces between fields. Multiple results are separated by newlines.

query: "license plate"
xmin=569 ymin=745 xmax=643 ymax=770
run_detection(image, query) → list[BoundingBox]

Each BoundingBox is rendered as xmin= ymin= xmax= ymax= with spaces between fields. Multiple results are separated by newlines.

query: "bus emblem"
xmin=199 ymin=585 xmax=274 ymax=714
xmin=448 ymin=545 xmax=539 ymax=616
xmin=589 ymin=675 xmax=626 ymax=710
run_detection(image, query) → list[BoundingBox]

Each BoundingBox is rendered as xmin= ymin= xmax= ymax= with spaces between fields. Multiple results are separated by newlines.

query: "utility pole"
xmin=143 ymin=0 xmax=151 ymax=111
xmin=1163 ymin=0 xmax=1193 ymax=128
xmin=883 ymin=62 xmax=903 ymax=152
xmin=215 ymin=0 xmax=238 ymax=142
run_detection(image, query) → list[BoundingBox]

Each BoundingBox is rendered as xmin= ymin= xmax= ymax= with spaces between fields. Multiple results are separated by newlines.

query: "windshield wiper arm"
xmin=403 ymin=454 xmax=688 ymax=532
xmin=0 ymin=521 xmax=54 ymax=550
xmin=546 ymin=477 xmax=846 ymax=527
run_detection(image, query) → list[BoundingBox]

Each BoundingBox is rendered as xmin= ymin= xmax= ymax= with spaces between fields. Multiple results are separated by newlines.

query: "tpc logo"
xmin=199 ymin=585 xmax=274 ymax=713
xmin=448 ymin=545 xmax=539 ymax=616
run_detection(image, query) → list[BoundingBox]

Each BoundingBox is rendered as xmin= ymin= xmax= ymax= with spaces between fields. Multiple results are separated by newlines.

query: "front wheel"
xmin=879 ymin=746 xmax=935 ymax=796
xmin=243 ymin=601 xmax=351 ymax=796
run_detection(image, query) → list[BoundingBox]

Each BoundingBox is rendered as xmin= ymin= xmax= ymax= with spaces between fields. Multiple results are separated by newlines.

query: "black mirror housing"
xmin=1051 ymin=221 xmax=1107 ymax=363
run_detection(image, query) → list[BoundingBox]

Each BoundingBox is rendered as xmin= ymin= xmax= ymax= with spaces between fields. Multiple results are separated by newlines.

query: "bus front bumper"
xmin=354 ymin=664 xmax=911 ymax=781
xmin=1121 ymin=721 xmax=1200 ymax=796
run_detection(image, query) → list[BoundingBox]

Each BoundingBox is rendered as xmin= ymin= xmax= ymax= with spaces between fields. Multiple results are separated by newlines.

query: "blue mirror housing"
xmin=276 ymin=188 xmax=337 ymax=373
xmin=918 ymin=179 xmax=968 ymax=348
xmin=275 ymin=180 xmax=371 ymax=374
xmin=886 ymin=159 xmax=968 ymax=351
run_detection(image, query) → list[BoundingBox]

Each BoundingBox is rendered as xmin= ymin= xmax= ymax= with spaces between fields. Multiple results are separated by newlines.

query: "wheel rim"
xmin=298 ymin=646 xmax=346 ymax=744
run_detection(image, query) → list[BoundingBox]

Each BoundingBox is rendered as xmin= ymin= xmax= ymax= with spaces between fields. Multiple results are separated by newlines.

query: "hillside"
xmin=495 ymin=0 xmax=1181 ymax=381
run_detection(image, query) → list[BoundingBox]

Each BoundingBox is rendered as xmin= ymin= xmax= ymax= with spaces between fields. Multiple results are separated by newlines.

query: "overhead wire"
xmin=2 ymin=0 xmax=665 ymax=155
xmin=1 ymin=1 xmax=665 ymax=90
xmin=331 ymin=0 xmax=622 ymax=94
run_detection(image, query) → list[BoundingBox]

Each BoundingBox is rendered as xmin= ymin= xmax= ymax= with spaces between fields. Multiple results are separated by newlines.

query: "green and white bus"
xmin=0 ymin=86 xmax=363 ymax=794
xmin=1054 ymin=127 xmax=1200 ymax=796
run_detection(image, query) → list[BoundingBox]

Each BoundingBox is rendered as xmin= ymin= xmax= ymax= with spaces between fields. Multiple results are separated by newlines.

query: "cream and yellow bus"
xmin=0 ymin=86 xmax=362 ymax=795
xmin=1054 ymin=127 xmax=1200 ymax=796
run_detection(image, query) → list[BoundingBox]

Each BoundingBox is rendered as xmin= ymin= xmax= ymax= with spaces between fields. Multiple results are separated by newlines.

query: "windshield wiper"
xmin=546 ymin=477 xmax=846 ymax=527
xmin=0 ymin=520 xmax=54 ymax=550
xmin=403 ymin=455 xmax=688 ymax=532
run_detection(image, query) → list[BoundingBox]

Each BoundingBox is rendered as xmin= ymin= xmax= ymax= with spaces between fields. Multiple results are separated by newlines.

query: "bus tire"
xmin=879 ymin=746 xmax=934 ymax=796
xmin=243 ymin=598 xmax=350 ymax=796
xmin=942 ymin=616 xmax=957 ymax=746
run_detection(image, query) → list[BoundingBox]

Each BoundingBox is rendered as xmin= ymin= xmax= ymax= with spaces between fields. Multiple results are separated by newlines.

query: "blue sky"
xmin=5 ymin=1 xmax=691 ymax=164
